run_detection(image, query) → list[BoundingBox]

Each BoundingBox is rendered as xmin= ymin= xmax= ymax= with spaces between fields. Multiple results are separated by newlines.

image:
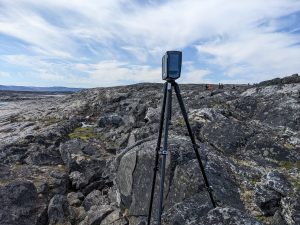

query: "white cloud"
xmin=196 ymin=29 xmax=300 ymax=81
xmin=183 ymin=69 xmax=211 ymax=83
xmin=81 ymin=60 xmax=162 ymax=87
xmin=0 ymin=72 xmax=11 ymax=79
xmin=0 ymin=0 xmax=300 ymax=86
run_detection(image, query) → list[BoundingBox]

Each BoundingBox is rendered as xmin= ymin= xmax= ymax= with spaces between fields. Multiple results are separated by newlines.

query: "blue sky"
xmin=0 ymin=0 xmax=300 ymax=87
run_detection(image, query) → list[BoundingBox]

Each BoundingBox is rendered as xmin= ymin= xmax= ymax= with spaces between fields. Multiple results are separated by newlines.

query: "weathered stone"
xmin=97 ymin=114 xmax=124 ymax=128
xmin=79 ymin=205 xmax=114 ymax=225
xmin=272 ymin=210 xmax=288 ymax=225
xmin=189 ymin=207 xmax=262 ymax=225
xmin=69 ymin=171 xmax=89 ymax=190
xmin=128 ymin=216 xmax=147 ymax=225
xmin=0 ymin=180 xmax=46 ymax=225
xmin=162 ymin=193 xmax=212 ymax=225
xmin=199 ymin=118 xmax=254 ymax=155
xmin=25 ymin=144 xmax=63 ymax=166
xmin=254 ymin=184 xmax=281 ymax=216
xmin=59 ymin=139 xmax=87 ymax=172
xmin=60 ymin=139 xmax=107 ymax=190
xmin=1 ymin=76 xmax=300 ymax=225
xmin=82 ymin=190 xmax=109 ymax=211
xmin=49 ymin=171 xmax=69 ymax=195
xmin=144 ymin=107 xmax=160 ymax=123
xmin=204 ymin=149 xmax=245 ymax=211
xmin=280 ymin=191 xmax=300 ymax=225
xmin=67 ymin=192 xmax=84 ymax=207
xmin=164 ymin=159 xmax=208 ymax=209
xmin=71 ymin=206 xmax=87 ymax=224
xmin=48 ymin=194 xmax=73 ymax=225
xmin=117 ymin=138 xmax=172 ymax=216
xmin=100 ymin=210 xmax=124 ymax=225
xmin=261 ymin=171 xmax=292 ymax=196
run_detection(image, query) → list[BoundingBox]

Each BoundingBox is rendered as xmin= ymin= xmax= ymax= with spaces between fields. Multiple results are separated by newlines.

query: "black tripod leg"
xmin=157 ymin=82 xmax=172 ymax=225
xmin=173 ymin=82 xmax=216 ymax=208
xmin=147 ymin=82 xmax=168 ymax=225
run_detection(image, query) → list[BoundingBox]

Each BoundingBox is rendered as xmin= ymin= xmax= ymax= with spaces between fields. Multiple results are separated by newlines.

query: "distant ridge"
xmin=0 ymin=85 xmax=82 ymax=92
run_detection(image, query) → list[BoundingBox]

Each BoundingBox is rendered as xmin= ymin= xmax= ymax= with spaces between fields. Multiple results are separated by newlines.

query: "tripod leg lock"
xmin=160 ymin=150 xmax=168 ymax=155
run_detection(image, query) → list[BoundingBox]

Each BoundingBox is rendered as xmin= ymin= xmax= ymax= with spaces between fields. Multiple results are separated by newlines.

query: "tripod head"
xmin=162 ymin=51 xmax=182 ymax=81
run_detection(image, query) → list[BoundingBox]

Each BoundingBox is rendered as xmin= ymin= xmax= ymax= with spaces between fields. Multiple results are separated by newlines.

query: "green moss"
xmin=120 ymin=205 xmax=129 ymax=216
xmin=0 ymin=179 xmax=11 ymax=186
xmin=174 ymin=118 xmax=185 ymax=126
xmin=284 ymin=143 xmax=294 ymax=149
xmin=250 ymin=177 xmax=260 ymax=186
xmin=255 ymin=215 xmax=271 ymax=224
xmin=289 ymin=176 xmax=300 ymax=192
xmin=279 ymin=161 xmax=300 ymax=170
xmin=43 ymin=117 xmax=63 ymax=126
xmin=68 ymin=127 xmax=96 ymax=141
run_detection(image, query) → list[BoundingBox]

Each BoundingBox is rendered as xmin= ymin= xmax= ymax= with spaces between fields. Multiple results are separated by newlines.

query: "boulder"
xmin=189 ymin=207 xmax=262 ymax=225
xmin=69 ymin=171 xmax=89 ymax=190
xmin=254 ymin=171 xmax=292 ymax=216
xmin=254 ymin=184 xmax=281 ymax=216
xmin=0 ymin=180 xmax=47 ymax=225
xmin=261 ymin=171 xmax=292 ymax=196
xmin=49 ymin=171 xmax=69 ymax=195
xmin=97 ymin=114 xmax=124 ymax=128
xmin=79 ymin=205 xmax=114 ymax=225
xmin=280 ymin=190 xmax=300 ymax=225
xmin=67 ymin=192 xmax=84 ymax=207
xmin=25 ymin=144 xmax=63 ymax=166
xmin=116 ymin=136 xmax=244 ymax=218
xmin=48 ymin=194 xmax=74 ymax=225
xmin=99 ymin=210 xmax=126 ymax=225
xmin=82 ymin=190 xmax=109 ymax=211
xmin=144 ymin=107 xmax=160 ymax=123
xmin=60 ymin=139 xmax=107 ymax=190
xmin=199 ymin=118 xmax=254 ymax=155
xmin=161 ymin=193 xmax=212 ymax=225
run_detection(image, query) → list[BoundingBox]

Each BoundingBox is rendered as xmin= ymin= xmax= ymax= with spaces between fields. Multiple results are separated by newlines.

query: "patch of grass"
xmin=250 ymin=177 xmax=261 ymax=186
xmin=289 ymin=176 xmax=300 ymax=193
xmin=68 ymin=127 xmax=96 ymax=141
xmin=120 ymin=205 xmax=129 ymax=216
xmin=279 ymin=161 xmax=300 ymax=170
xmin=174 ymin=118 xmax=185 ymax=126
xmin=232 ymin=158 xmax=256 ymax=168
xmin=0 ymin=179 xmax=11 ymax=187
xmin=242 ymin=190 xmax=253 ymax=202
xmin=43 ymin=117 xmax=63 ymax=126
xmin=284 ymin=143 xmax=294 ymax=149
xmin=255 ymin=215 xmax=272 ymax=224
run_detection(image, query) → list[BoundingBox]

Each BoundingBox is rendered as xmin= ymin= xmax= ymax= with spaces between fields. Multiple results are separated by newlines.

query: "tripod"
xmin=147 ymin=81 xmax=216 ymax=225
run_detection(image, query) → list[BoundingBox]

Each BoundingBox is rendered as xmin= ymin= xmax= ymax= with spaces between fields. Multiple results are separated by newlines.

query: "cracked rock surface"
xmin=0 ymin=74 xmax=300 ymax=225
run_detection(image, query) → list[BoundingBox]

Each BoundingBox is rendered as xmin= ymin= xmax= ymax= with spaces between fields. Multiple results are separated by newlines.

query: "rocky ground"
xmin=0 ymin=74 xmax=299 ymax=225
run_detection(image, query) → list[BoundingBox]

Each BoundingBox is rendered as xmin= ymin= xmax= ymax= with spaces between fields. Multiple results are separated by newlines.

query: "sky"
xmin=0 ymin=0 xmax=300 ymax=88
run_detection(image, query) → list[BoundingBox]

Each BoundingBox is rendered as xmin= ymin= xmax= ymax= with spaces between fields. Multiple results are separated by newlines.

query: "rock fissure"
xmin=1 ymin=75 xmax=300 ymax=225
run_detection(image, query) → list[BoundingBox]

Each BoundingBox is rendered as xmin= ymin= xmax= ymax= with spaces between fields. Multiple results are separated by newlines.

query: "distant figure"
xmin=205 ymin=84 xmax=209 ymax=90
xmin=232 ymin=85 xmax=236 ymax=89
xmin=218 ymin=83 xmax=224 ymax=89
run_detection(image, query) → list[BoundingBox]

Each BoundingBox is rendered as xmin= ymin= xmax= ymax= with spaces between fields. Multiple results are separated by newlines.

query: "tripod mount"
xmin=147 ymin=80 xmax=216 ymax=225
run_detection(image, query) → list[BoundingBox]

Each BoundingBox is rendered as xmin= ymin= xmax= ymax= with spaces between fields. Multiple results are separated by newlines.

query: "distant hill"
xmin=0 ymin=85 xmax=82 ymax=92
